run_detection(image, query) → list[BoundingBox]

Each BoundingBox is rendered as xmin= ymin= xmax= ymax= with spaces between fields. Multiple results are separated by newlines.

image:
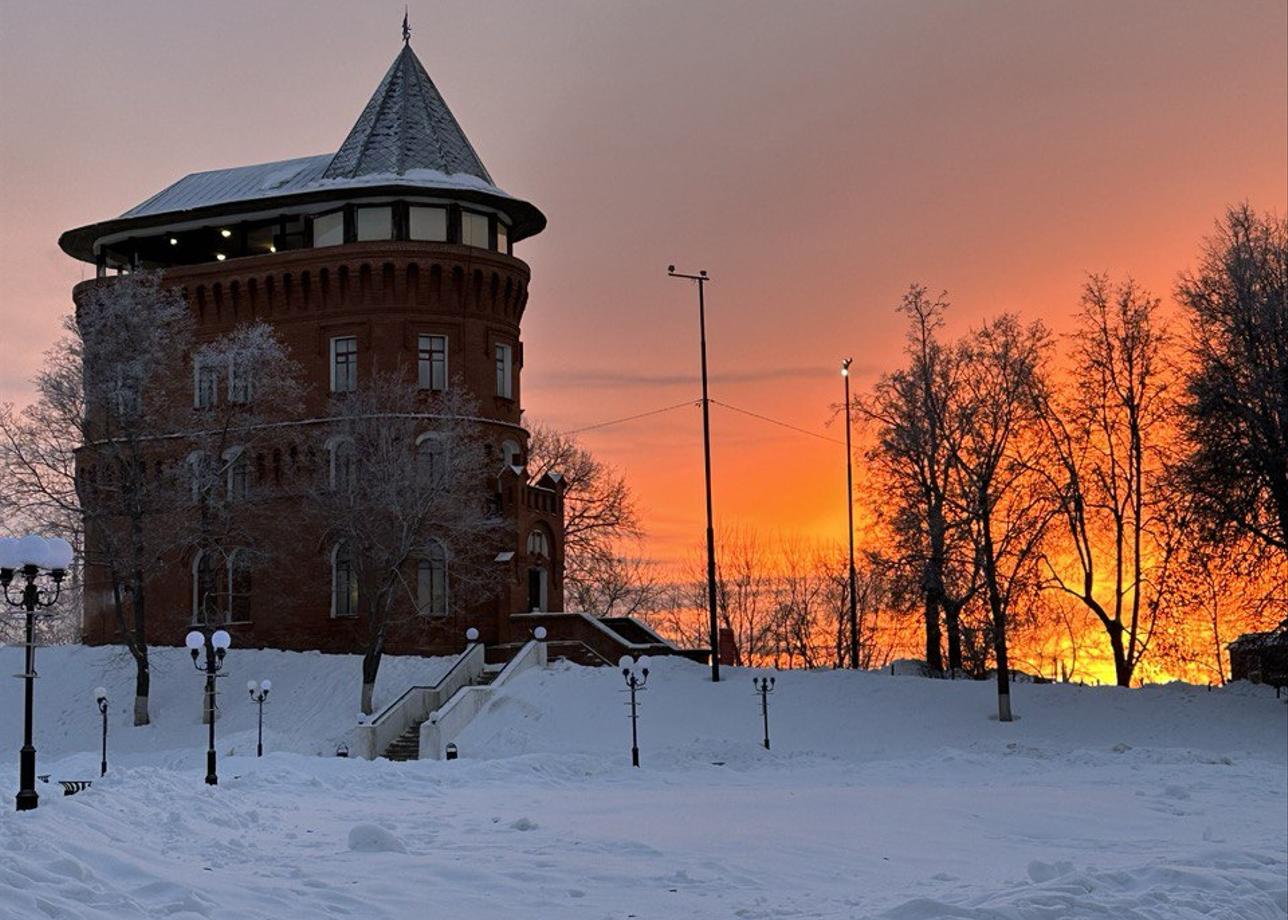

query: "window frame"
xmin=495 ymin=342 xmax=514 ymax=399
xmin=417 ymin=334 xmax=449 ymax=392
xmin=417 ymin=541 xmax=449 ymax=617
xmin=331 ymin=542 xmax=359 ymax=618
xmin=330 ymin=336 xmax=358 ymax=393
xmin=311 ymin=209 xmax=345 ymax=248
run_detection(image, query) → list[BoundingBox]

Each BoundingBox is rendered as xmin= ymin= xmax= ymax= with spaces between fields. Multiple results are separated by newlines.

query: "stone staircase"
xmin=381 ymin=664 xmax=504 ymax=762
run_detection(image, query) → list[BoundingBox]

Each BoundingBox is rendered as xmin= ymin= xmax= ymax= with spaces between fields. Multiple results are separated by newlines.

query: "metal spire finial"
xmin=402 ymin=6 xmax=411 ymax=44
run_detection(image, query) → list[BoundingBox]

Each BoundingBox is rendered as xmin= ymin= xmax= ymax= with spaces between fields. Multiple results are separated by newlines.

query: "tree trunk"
xmin=980 ymin=510 xmax=1012 ymax=722
xmin=1109 ymin=623 xmax=1133 ymax=687
xmin=133 ymin=647 xmax=151 ymax=726
xmin=923 ymin=593 xmax=944 ymax=673
xmin=361 ymin=649 xmax=382 ymax=716
xmin=945 ymin=602 xmax=962 ymax=673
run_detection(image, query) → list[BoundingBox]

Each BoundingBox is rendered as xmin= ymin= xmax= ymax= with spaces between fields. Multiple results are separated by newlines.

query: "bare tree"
xmin=183 ymin=323 xmax=305 ymax=626
xmin=946 ymin=314 xmax=1054 ymax=720
xmin=862 ymin=287 xmax=981 ymax=673
xmin=1175 ymin=204 xmax=1288 ymax=555
xmin=527 ymin=425 xmax=643 ymax=613
xmin=30 ymin=273 xmax=192 ymax=724
xmin=1037 ymin=276 xmax=1181 ymax=686
xmin=307 ymin=373 xmax=503 ymax=714
xmin=1156 ymin=536 xmax=1287 ymax=684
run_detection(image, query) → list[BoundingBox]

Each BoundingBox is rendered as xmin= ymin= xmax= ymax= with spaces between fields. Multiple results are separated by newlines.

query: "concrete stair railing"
xmin=420 ymin=638 xmax=547 ymax=760
xmin=353 ymin=641 xmax=485 ymax=760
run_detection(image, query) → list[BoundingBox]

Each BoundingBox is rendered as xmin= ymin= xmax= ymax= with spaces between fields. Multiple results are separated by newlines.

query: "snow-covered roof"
xmin=120 ymin=154 xmax=514 ymax=220
xmin=59 ymin=43 xmax=544 ymax=261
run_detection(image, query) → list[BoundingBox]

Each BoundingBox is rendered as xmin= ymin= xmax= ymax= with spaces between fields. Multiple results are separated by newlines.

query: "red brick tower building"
xmin=60 ymin=42 xmax=564 ymax=656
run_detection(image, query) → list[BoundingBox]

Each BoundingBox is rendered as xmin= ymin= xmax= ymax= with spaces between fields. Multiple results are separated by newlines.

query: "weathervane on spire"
xmin=402 ymin=6 xmax=411 ymax=44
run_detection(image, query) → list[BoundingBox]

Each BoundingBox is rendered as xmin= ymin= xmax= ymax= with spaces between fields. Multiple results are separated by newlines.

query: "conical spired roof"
xmin=325 ymin=44 xmax=493 ymax=184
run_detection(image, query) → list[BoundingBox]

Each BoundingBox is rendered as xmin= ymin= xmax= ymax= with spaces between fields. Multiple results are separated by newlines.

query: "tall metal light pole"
xmin=94 ymin=688 xmax=109 ymax=776
xmin=842 ymin=358 xmax=859 ymax=670
xmin=668 ymin=265 xmax=720 ymax=682
xmin=0 ymin=535 xmax=71 ymax=812
xmin=185 ymin=628 xmax=231 ymax=785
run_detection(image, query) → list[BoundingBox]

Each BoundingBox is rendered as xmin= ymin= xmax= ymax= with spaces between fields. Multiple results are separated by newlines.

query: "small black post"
xmin=206 ymin=669 xmax=218 ymax=784
xmin=754 ymin=676 xmax=775 ymax=750
xmin=95 ymin=689 xmax=109 ymax=776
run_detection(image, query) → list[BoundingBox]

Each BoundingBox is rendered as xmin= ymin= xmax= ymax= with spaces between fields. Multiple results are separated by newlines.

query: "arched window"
xmin=186 ymin=450 xmax=208 ymax=502
xmin=526 ymin=528 xmax=550 ymax=558
xmin=327 ymin=437 xmax=355 ymax=492
xmin=192 ymin=550 xmax=217 ymax=626
xmin=332 ymin=542 xmax=358 ymax=618
xmin=501 ymin=439 xmax=522 ymax=469
xmin=227 ymin=549 xmax=252 ymax=623
xmin=224 ymin=446 xmax=248 ymax=502
xmin=417 ymin=541 xmax=448 ymax=617
xmin=415 ymin=433 xmax=447 ymax=488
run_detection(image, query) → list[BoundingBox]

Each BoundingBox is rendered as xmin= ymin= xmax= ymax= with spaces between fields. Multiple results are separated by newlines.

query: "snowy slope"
xmin=0 ymin=644 xmax=453 ymax=764
xmin=0 ymin=649 xmax=1283 ymax=920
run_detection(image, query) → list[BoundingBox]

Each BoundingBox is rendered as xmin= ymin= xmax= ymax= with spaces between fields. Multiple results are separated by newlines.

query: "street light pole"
xmin=185 ymin=628 xmax=231 ymax=785
xmin=842 ymin=358 xmax=859 ymax=670
xmin=0 ymin=536 xmax=71 ymax=813
xmin=619 ymin=655 xmax=651 ymax=767
xmin=668 ymin=265 xmax=720 ymax=682
xmin=754 ymin=676 xmax=775 ymax=749
xmin=247 ymin=680 xmax=271 ymax=757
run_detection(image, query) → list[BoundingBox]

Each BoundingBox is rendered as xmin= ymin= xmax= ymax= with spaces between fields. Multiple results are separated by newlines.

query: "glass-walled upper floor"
xmin=95 ymin=198 xmax=513 ymax=277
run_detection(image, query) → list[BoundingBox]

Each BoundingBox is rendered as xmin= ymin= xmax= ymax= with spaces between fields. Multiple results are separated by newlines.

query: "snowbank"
xmin=0 ymin=650 xmax=1282 ymax=920
xmin=0 ymin=644 xmax=453 ymax=766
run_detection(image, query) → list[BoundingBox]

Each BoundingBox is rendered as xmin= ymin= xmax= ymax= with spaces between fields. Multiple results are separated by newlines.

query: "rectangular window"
xmin=495 ymin=222 xmax=509 ymax=253
xmin=331 ymin=336 xmax=357 ymax=393
xmin=495 ymin=343 xmax=513 ymax=399
xmin=246 ymin=223 xmax=276 ymax=255
xmin=461 ymin=211 xmax=490 ymax=248
xmin=417 ymin=556 xmax=448 ymax=616
xmin=278 ymin=216 xmax=306 ymax=251
xmin=333 ymin=546 xmax=358 ymax=618
xmin=417 ymin=334 xmax=448 ymax=391
xmin=409 ymin=206 xmax=448 ymax=241
xmin=312 ymin=210 xmax=344 ymax=248
xmin=228 ymin=355 xmax=252 ymax=404
xmin=356 ymin=206 xmax=393 ymax=241
xmin=194 ymin=361 xmax=219 ymax=409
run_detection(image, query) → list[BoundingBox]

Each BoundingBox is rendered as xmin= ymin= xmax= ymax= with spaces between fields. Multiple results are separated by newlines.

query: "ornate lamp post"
xmin=668 ymin=265 xmax=720 ymax=682
xmin=0 ymin=535 xmax=72 ymax=812
xmin=94 ymin=687 xmax=109 ymax=776
xmin=619 ymin=654 xmax=651 ymax=767
xmin=754 ymin=675 xmax=776 ymax=750
xmin=185 ymin=627 xmax=231 ymax=785
xmin=841 ymin=358 xmax=858 ymax=670
xmin=247 ymin=679 xmax=271 ymax=757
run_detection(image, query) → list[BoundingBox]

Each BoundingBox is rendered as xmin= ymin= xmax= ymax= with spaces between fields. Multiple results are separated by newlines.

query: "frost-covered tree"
xmin=66 ymin=272 xmax=191 ymax=724
xmin=526 ymin=425 xmax=643 ymax=614
xmin=946 ymin=314 xmax=1054 ymax=721
xmin=307 ymin=373 xmax=503 ymax=714
xmin=862 ymin=287 xmax=981 ymax=673
xmin=1175 ymin=204 xmax=1288 ymax=556
xmin=183 ymin=323 xmax=304 ymax=626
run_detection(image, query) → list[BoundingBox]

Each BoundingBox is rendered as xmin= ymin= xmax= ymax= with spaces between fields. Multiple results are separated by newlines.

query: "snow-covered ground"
xmin=0 ymin=647 xmax=1284 ymax=919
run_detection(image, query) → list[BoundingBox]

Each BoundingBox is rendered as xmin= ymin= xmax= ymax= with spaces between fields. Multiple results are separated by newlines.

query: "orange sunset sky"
xmin=1 ymin=1 xmax=1285 ymax=569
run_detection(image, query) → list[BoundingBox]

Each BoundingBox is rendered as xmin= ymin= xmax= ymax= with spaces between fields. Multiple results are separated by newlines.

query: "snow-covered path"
xmin=0 ymin=651 xmax=1284 ymax=919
